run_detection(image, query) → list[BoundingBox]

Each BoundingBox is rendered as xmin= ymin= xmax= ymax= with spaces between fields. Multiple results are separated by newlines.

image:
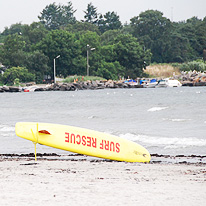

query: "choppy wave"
xmin=147 ymin=107 xmax=168 ymax=112
xmin=120 ymin=133 xmax=206 ymax=148
xmin=163 ymin=118 xmax=192 ymax=122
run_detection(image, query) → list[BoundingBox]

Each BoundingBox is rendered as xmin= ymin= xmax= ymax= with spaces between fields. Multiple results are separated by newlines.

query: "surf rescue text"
xmin=65 ymin=132 xmax=120 ymax=153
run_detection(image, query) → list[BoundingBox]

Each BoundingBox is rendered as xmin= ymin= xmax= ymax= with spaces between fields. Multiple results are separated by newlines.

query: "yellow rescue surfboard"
xmin=15 ymin=122 xmax=151 ymax=163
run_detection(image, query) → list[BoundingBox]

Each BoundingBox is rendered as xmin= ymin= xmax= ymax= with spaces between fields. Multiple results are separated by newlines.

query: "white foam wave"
xmin=120 ymin=133 xmax=206 ymax=147
xmin=147 ymin=107 xmax=168 ymax=112
xmin=0 ymin=125 xmax=15 ymax=132
xmin=88 ymin=115 xmax=98 ymax=119
xmin=171 ymin=119 xmax=188 ymax=122
xmin=1 ymin=133 xmax=12 ymax=137
xmin=163 ymin=118 xmax=191 ymax=122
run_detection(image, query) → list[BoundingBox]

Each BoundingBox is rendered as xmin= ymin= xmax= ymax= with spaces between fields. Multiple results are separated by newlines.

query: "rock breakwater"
xmin=0 ymin=80 xmax=142 ymax=93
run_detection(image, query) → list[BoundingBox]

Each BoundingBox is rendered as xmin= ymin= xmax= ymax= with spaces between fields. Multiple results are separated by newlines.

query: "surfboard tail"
xmin=16 ymin=122 xmax=36 ymax=142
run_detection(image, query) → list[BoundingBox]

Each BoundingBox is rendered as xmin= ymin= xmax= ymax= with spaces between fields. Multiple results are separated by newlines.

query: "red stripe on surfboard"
xmin=38 ymin=130 xmax=51 ymax=135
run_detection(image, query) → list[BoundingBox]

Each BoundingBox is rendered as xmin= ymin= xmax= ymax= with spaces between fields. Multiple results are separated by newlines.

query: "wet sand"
xmin=0 ymin=155 xmax=205 ymax=206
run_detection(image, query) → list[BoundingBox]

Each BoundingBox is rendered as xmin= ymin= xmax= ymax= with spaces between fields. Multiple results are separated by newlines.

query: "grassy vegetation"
xmin=144 ymin=64 xmax=181 ymax=78
xmin=143 ymin=61 xmax=206 ymax=79
xmin=63 ymin=75 xmax=106 ymax=83
xmin=172 ymin=61 xmax=206 ymax=72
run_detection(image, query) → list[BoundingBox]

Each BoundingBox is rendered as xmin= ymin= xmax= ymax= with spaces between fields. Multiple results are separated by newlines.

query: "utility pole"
xmin=86 ymin=44 xmax=95 ymax=76
xmin=54 ymin=55 xmax=60 ymax=83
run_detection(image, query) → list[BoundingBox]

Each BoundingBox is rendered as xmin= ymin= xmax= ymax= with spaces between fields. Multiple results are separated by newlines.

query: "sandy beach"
xmin=0 ymin=155 xmax=205 ymax=206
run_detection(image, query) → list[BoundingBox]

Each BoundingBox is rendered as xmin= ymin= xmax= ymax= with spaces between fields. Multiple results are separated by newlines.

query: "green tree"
xmin=2 ymin=67 xmax=35 ymax=85
xmin=0 ymin=34 xmax=26 ymax=67
xmin=100 ymin=45 xmax=115 ymax=62
xmin=38 ymin=3 xmax=61 ymax=30
xmin=1 ymin=23 xmax=24 ymax=36
xmin=36 ymin=30 xmax=81 ymax=77
xmin=0 ymin=33 xmax=5 ymax=43
xmin=95 ymin=61 xmax=124 ymax=80
xmin=203 ymin=49 xmax=206 ymax=63
xmin=21 ymin=22 xmax=48 ymax=52
xmin=195 ymin=17 xmax=206 ymax=56
xmin=77 ymin=31 xmax=101 ymax=76
xmin=130 ymin=10 xmax=172 ymax=63
xmin=25 ymin=51 xmax=49 ymax=83
xmin=61 ymin=1 xmax=77 ymax=26
xmin=38 ymin=2 xmax=76 ymax=30
xmin=65 ymin=21 xmax=100 ymax=34
xmin=168 ymin=32 xmax=191 ymax=62
xmin=98 ymin=12 xmax=122 ymax=33
xmin=100 ymin=30 xmax=121 ymax=45
xmin=174 ymin=18 xmax=201 ymax=59
xmin=113 ymin=34 xmax=151 ymax=78
xmin=167 ymin=17 xmax=206 ymax=62
xmin=84 ymin=3 xmax=98 ymax=25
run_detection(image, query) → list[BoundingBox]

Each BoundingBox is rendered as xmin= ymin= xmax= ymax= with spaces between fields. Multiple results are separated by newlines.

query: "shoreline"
xmin=1 ymin=153 xmax=206 ymax=165
xmin=1 ymin=79 xmax=206 ymax=93
xmin=0 ymin=156 xmax=205 ymax=206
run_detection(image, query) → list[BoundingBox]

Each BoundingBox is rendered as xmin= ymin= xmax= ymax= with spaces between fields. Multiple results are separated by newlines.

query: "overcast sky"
xmin=0 ymin=0 xmax=205 ymax=32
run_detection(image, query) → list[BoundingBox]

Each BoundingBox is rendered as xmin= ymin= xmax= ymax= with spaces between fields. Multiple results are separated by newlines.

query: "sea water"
xmin=0 ymin=87 xmax=206 ymax=156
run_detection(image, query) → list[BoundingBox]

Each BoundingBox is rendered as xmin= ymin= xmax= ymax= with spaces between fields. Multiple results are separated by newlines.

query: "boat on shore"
xmin=156 ymin=79 xmax=182 ymax=88
xmin=124 ymin=79 xmax=138 ymax=86
xmin=142 ymin=79 xmax=158 ymax=88
xmin=23 ymin=85 xmax=39 ymax=92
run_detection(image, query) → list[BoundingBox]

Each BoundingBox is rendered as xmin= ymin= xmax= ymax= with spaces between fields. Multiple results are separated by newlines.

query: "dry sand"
xmin=0 ymin=157 xmax=205 ymax=206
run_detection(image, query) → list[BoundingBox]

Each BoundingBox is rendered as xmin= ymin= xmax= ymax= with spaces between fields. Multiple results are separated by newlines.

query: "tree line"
xmin=0 ymin=2 xmax=205 ymax=84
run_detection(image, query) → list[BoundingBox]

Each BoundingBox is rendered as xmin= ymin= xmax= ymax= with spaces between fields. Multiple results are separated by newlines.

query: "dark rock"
xmin=88 ymin=85 xmax=97 ymax=90
xmin=97 ymin=82 xmax=105 ymax=87
xmin=182 ymin=82 xmax=194 ymax=86
xmin=73 ymin=83 xmax=83 ymax=90
xmin=116 ymin=83 xmax=124 ymax=88
xmin=135 ymin=85 xmax=143 ymax=88
xmin=53 ymin=87 xmax=60 ymax=91
xmin=123 ymin=84 xmax=129 ymax=88
xmin=105 ymin=81 xmax=114 ymax=88
xmin=9 ymin=86 xmax=21 ymax=92
xmin=45 ymin=87 xmax=53 ymax=91
xmin=60 ymin=85 xmax=67 ymax=91
xmin=194 ymin=82 xmax=206 ymax=86
xmin=96 ymin=86 xmax=105 ymax=89
xmin=34 ymin=87 xmax=45 ymax=91
xmin=69 ymin=84 xmax=76 ymax=91
xmin=82 ymin=83 xmax=90 ymax=89
xmin=91 ymin=81 xmax=98 ymax=87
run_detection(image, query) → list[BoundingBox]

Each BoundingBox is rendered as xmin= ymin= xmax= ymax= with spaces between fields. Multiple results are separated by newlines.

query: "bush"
xmin=14 ymin=78 xmax=20 ymax=86
xmin=175 ymin=61 xmax=206 ymax=72
xmin=94 ymin=61 xmax=124 ymax=80
xmin=2 ymin=67 xmax=35 ymax=85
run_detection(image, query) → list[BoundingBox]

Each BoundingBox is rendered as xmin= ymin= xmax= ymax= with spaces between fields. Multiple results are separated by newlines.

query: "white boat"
xmin=23 ymin=85 xmax=39 ymax=92
xmin=143 ymin=79 xmax=158 ymax=88
xmin=156 ymin=79 xmax=182 ymax=88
